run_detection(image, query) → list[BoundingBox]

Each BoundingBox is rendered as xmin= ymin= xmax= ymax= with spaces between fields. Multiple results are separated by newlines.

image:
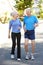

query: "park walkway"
xmin=0 ymin=20 xmax=43 ymax=65
xmin=0 ymin=41 xmax=43 ymax=65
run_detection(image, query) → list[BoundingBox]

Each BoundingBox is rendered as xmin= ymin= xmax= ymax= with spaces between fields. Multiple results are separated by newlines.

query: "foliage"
xmin=37 ymin=0 xmax=43 ymax=18
xmin=15 ymin=0 xmax=33 ymax=18
xmin=0 ymin=12 xmax=10 ymax=24
xmin=15 ymin=0 xmax=33 ymax=10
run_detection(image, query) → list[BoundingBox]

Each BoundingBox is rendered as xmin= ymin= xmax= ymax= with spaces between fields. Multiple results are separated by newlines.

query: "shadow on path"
xmin=0 ymin=43 xmax=43 ymax=65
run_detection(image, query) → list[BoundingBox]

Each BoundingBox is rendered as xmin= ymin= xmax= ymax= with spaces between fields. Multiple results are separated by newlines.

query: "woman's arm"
xmin=8 ymin=30 xmax=10 ymax=38
xmin=8 ymin=21 xmax=12 ymax=38
xmin=18 ymin=20 xmax=22 ymax=30
xmin=23 ymin=23 xmax=27 ymax=32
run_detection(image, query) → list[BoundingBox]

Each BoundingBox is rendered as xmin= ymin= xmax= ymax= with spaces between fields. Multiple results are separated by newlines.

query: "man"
xmin=23 ymin=8 xmax=38 ymax=60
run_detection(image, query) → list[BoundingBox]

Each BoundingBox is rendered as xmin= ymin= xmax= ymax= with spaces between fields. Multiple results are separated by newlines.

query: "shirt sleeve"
xmin=23 ymin=16 xmax=26 ymax=26
xmin=34 ymin=16 xmax=38 ymax=23
xmin=19 ymin=19 xmax=22 ymax=28
xmin=9 ymin=20 xmax=12 ymax=30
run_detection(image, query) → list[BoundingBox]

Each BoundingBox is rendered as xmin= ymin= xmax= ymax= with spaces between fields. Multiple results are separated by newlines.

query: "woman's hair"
xmin=11 ymin=11 xmax=18 ymax=16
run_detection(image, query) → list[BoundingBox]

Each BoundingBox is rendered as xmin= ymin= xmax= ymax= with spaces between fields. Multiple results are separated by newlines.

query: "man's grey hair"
xmin=24 ymin=8 xmax=31 ymax=16
xmin=26 ymin=8 xmax=31 ymax=12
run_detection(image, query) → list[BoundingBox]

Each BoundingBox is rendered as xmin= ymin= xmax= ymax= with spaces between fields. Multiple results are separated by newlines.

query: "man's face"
xmin=26 ymin=10 xmax=31 ymax=16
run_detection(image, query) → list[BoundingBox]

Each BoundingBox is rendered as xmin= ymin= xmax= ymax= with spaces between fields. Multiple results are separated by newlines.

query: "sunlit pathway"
xmin=0 ymin=20 xmax=43 ymax=65
xmin=0 ymin=20 xmax=43 ymax=47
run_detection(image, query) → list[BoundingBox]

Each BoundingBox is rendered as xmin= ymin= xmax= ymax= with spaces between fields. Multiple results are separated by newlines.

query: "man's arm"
xmin=34 ymin=16 xmax=38 ymax=28
xmin=34 ymin=23 xmax=38 ymax=27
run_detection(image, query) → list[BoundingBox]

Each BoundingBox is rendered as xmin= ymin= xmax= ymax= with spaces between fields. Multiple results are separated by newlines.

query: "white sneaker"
xmin=25 ymin=55 xmax=29 ymax=60
xmin=17 ymin=58 xmax=21 ymax=61
xmin=25 ymin=52 xmax=30 ymax=60
xmin=31 ymin=55 xmax=35 ymax=60
xmin=11 ymin=55 xmax=14 ymax=59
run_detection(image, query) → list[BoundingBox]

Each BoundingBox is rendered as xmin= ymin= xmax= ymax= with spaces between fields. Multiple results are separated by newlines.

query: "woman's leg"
xmin=11 ymin=33 xmax=16 ymax=54
xmin=17 ymin=33 xmax=21 ymax=58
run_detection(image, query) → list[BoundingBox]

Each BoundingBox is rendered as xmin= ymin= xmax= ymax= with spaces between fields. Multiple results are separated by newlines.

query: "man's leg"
xmin=31 ymin=40 xmax=35 ymax=53
xmin=24 ymin=38 xmax=30 ymax=60
xmin=24 ymin=38 xmax=29 ymax=54
xmin=31 ymin=40 xmax=35 ymax=60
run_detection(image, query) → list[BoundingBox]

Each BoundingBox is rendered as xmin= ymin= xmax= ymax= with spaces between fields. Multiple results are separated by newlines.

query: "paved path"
xmin=0 ymin=20 xmax=43 ymax=44
xmin=0 ymin=20 xmax=43 ymax=65
xmin=0 ymin=42 xmax=43 ymax=65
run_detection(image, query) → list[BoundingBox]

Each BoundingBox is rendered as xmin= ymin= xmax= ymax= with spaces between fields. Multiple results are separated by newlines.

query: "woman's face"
xmin=13 ymin=14 xmax=18 ymax=19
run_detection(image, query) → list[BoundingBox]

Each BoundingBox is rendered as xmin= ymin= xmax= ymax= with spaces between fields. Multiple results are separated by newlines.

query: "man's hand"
xmin=24 ymin=29 xmax=27 ymax=33
xmin=34 ymin=23 xmax=38 ymax=27
xmin=23 ymin=26 xmax=26 ymax=33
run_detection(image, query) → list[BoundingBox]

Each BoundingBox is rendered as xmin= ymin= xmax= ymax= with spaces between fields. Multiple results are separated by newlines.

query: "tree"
xmin=37 ymin=0 xmax=43 ymax=18
xmin=15 ymin=0 xmax=33 ymax=10
xmin=15 ymin=0 xmax=33 ymax=16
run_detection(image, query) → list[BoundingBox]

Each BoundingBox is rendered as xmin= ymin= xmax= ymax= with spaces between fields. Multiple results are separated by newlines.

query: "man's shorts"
xmin=24 ymin=30 xmax=35 ymax=40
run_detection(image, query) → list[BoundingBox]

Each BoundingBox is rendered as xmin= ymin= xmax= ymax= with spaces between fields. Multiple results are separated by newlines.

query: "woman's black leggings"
xmin=11 ymin=32 xmax=21 ymax=58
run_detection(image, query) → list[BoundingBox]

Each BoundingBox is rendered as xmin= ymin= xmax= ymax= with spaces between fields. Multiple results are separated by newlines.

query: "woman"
xmin=8 ymin=11 xmax=22 ymax=60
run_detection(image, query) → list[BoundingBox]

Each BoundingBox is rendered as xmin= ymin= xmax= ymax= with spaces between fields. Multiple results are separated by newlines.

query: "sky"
xmin=0 ymin=0 xmax=16 ymax=16
xmin=0 ymin=0 xmax=43 ymax=16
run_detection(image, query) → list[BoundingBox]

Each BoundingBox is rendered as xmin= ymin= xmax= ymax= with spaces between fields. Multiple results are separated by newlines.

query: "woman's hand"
xmin=8 ymin=33 xmax=10 ymax=38
xmin=18 ymin=27 xmax=21 ymax=30
xmin=8 ymin=30 xmax=10 ymax=38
